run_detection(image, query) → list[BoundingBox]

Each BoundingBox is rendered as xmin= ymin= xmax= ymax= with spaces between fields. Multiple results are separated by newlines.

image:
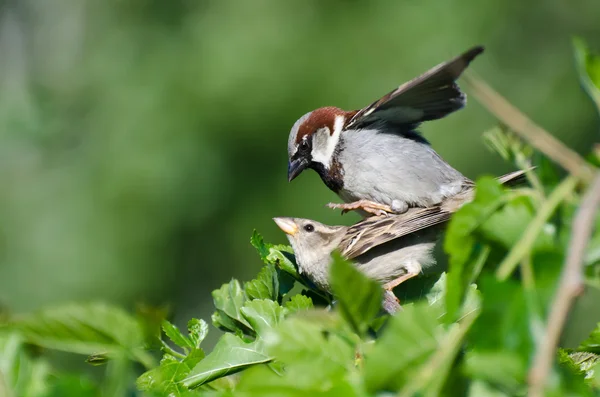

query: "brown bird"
xmin=274 ymin=170 xmax=526 ymax=312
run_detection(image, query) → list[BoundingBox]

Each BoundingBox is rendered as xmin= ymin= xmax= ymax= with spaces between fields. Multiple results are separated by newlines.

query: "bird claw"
xmin=327 ymin=200 xmax=394 ymax=217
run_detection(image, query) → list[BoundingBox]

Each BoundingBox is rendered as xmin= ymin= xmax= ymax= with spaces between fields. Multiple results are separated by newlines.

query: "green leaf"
xmin=463 ymin=351 xmax=526 ymax=392
xmin=261 ymin=314 xmax=357 ymax=391
xmin=188 ymin=318 xmax=208 ymax=349
xmin=363 ymin=302 xmax=443 ymax=392
xmin=468 ymin=380 xmax=512 ymax=397
xmin=251 ymin=230 xmax=298 ymax=279
xmin=578 ymin=323 xmax=600 ymax=354
xmin=0 ymin=333 xmax=51 ymax=397
xmin=465 ymin=276 xmax=533 ymax=392
xmin=3 ymin=302 xmax=154 ymax=369
xmin=162 ymin=320 xmax=193 ymax=350
xmin=137 ymin=349 xmax=205 ymax=395
xmin=573 ymin=37 xmax=600 ymax=114
xmin=445 ymin=177 xmax=505 ymax=320
xmin=284 ymin=295 xmax=313 ymax=312
xmin=182 ymin=333 xmax=272 ymax=389
xmin=267 ymin=246 xmax=298 ymax=277
xmin=244 ymin=264 xmax=279 ymax=301
xmin=240 ymin=299 xmax=285 ymax=338
xmin=483 ymin=126 xmax=533 ymax=164
xmin=480 ymin=196 xmax=550 ymax=251
xmin=212 ymin=280 xmax=252 ymax=334
xmin=233 ymin=364 xmax=361 ymax=397
xmin=251 ymin=230 xmax=270 ymax=262
xmin=329 ymin=251 xmax=382 ymax=335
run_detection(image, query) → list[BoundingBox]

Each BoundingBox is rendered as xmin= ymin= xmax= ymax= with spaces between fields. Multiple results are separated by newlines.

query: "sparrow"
xmin=287 ymin=46 xmax=484 ymax=216
xmin=274 ymin=170 xmax=526 ymax=310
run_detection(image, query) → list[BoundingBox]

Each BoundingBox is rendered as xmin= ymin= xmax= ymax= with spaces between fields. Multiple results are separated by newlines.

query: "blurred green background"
xmin=0 ymin=0 xmax=598 ymax=345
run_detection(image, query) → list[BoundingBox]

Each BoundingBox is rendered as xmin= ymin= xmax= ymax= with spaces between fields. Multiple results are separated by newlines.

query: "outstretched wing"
xmin=344 ymin=46 xmax=484 ymax=131
xmin=340 ymin=207 xmax=451 ymax=259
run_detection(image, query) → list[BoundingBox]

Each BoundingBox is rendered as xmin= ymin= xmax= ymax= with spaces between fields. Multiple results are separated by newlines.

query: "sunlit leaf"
xmin=240 ymin=299 xmax=285 ymax=338
xmin=284 ymin=295 xmax=313 ymax=313
xmin=245 ymin=264 xmax=279 ymax=301
xmin=578 ymin=323 xmax=600 ymax=354
xmin=182 ymin=334 xmax=271 ymax=389
xmin=364 ymin=303 xmax=443 ymax=392
xmin=329 ymin=252 xmax=382 ymax=335
xmin=188 ymin=318 xmax=209 ymax=349
xmin=137 ymin=349 xmax=205 ymax=395
xmin=212 ymin=280 xmax=252 ymax=334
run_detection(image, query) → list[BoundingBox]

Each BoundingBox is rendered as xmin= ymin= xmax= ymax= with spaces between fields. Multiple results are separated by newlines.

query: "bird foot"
xmin=382 ymin=290 xmax=402 ymax=314
xmin=327 ymin=200 xmax=394 ymax=217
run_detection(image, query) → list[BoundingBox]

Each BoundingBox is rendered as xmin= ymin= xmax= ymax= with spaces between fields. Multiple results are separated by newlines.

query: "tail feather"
xmin=496 ymin=167 xmax=536 ymax=187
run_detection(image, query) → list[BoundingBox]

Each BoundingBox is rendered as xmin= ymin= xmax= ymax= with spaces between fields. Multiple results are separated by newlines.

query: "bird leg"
xmin=382 ymin=290 xmax=402 ymax=314
xmin=383 ymin=272 xmax=419 ymax=291
xmin=327 ymin=200 xmax=394 ymax=216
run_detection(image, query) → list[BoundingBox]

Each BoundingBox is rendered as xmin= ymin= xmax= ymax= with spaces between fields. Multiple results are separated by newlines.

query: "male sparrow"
xmin=274 ymin=170 xmax=526 ymax=309
xmin=287 ymin=46 xmax=484 ymax=216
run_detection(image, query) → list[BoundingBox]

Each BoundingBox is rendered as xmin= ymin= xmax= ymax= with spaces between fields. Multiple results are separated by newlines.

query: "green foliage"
xmin=329 ymin=251 xmax=383 ymax=336
xmin=574 ymin=37 xmax=600 ymax=114
xmin=1 ymin=38 xmax=600 ymax=397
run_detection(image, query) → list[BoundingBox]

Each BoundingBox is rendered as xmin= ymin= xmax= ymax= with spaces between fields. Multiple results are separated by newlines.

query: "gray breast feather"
xmin=338 ymin=129 xmax=468 ymax=207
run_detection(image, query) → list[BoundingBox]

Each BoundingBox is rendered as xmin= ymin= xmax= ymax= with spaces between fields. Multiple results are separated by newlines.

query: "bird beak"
xmin=287 ymin=158 xmax=308 ymax=182
xmin=273 ymin=217 xmax=298 ymax=236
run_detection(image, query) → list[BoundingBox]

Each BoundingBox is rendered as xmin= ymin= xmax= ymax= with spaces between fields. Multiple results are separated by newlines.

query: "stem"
xmin=161 ymin=340 xmax=187 ymax=360
xmin=462 ymin=71 xmax=595 ymax=183
xmin=496 ymin=176 xmax=579 ymax=280
xmin=528 ymin=172 xmax=600 ymax=397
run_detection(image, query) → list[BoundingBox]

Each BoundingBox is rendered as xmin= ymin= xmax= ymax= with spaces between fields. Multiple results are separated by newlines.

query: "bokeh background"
xmin=0 ymin=0 xmax=599 ymax=348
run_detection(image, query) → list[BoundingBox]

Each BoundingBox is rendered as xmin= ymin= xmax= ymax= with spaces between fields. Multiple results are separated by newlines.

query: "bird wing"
xmin=340 ymin=207 xmax=452 ymax=259
xmin=339 ymin=168 xmax=533 ymax=259
xmin=344 ymin=46 xmax=484 ymax=131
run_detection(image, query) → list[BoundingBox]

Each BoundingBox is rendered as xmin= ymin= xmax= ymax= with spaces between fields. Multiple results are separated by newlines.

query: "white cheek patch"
xmin=311 ymin=115 xmax=344 ymax=169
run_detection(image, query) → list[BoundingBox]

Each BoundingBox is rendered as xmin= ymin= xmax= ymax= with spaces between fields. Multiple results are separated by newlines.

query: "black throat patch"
xmin=310 ymin=156 xmax=344 ymax=193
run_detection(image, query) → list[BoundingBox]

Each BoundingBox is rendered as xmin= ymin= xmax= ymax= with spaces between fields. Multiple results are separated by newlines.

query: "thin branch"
xmin=496 ymin=176 xmax=579 ymax=280
xmin=462 ymin=71 xmax=595 ymax=183
xmin=528 ymin=172 xmax=600 ymax=397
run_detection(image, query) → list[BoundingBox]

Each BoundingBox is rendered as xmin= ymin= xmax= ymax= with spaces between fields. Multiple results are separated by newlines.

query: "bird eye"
xmin=303 ymin=224 xmax=314 ymax=232
xmin=300 ymin=139 xmax=310 ymax=152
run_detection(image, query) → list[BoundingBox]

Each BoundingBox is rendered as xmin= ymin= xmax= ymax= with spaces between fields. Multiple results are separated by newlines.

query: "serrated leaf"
xmin=188 ymin=318 xmax=208 ymax=349
xmin=578 ymin=323 xmax=600 ymax=354
xmin=329 ymin=251 xmax=382 ymax=335
xmin=573 ymin=37 xmax=600 ymax=114
xmin=162 ymin=320 xmax=193 ymax=350
xmin=182 ymin=333 xmax=272 ymax=389
xmin=212 ymin=280 xmax=252 ymax=333
xmin=240 ymin=300 xmax=285 ymax=338
xmin=244 ymin=264 xmax=278 ymax=301
xmin=251 ymin=231 xmax=298 ymax=279
xmin=137 ymin=349 xmax=205 ymax=395
xmin=284 ymin=295 xmax=313 ymax=312
xmin=3 ymin=302 xmax=154 ymax=368
xmin=251 ymin=230 xmax=270 ymax=262
xmin=364 ymin=302 xmax=443 ymax=392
